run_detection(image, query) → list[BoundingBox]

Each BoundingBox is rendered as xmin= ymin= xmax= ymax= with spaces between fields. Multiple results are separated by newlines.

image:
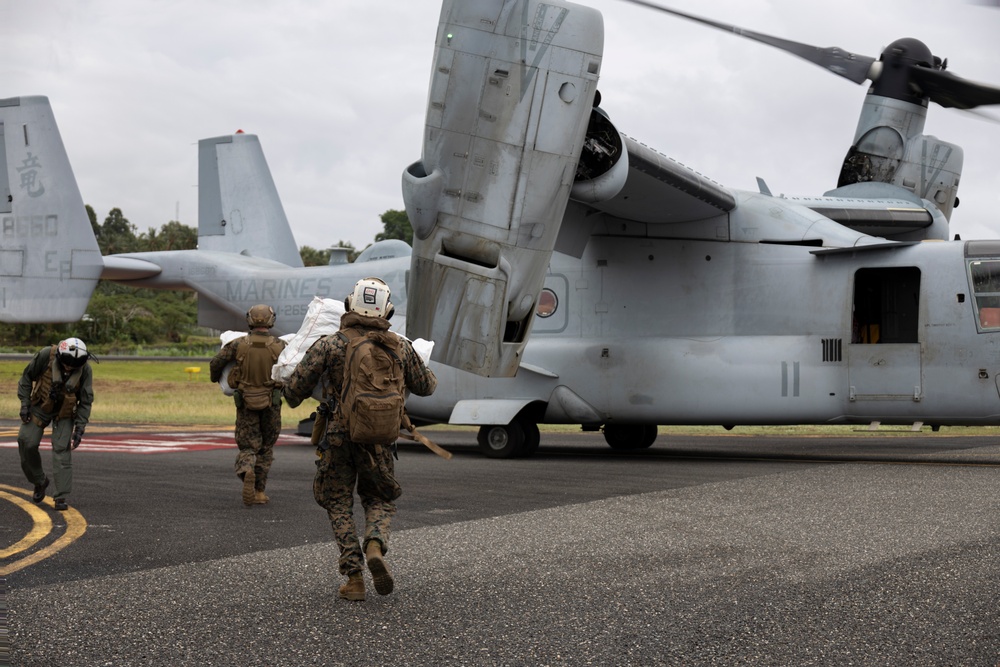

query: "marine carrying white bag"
xmin=269 ymin=295 xmax=434 ymax=392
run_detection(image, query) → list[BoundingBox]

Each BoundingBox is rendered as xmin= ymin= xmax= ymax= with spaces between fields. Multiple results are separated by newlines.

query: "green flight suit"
xmin=17 ymin=346 xmax=94 ymax=501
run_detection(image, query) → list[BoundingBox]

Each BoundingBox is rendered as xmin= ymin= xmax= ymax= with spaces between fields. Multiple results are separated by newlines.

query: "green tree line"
xmin=0 ymin=208 xmax=412 ymax=353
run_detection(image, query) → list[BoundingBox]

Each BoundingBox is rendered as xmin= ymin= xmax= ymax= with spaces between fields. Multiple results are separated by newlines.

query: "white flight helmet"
xmin=346 ymin=277 xmax=393 ymax=319
xmin=57 ymin=337 xmax=89 ymax=368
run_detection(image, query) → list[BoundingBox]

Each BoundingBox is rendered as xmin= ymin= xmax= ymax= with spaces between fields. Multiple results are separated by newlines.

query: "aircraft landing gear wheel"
xmin=522 ymin=422 xmax=541 ymax=457
xmin=603 ymin=424 xmax=658 ymax=450
xmin=637 ymin=424 xmax=658 ymax=449
xmin=478 ymin=423 xmax=525 ymax=459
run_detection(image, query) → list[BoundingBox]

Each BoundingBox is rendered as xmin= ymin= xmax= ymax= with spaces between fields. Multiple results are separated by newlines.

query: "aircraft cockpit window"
xmin=968 ymin=260 xmax=1000 ymax=330
xmin=536 ymin=288 xmax=558 ymax=318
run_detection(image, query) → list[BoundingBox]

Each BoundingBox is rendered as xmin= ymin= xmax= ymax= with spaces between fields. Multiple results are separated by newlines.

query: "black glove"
xmin=71 ymin=425 xmax=85 ymax=449
xmin=20 ymin=404 xmax=31 ymax=424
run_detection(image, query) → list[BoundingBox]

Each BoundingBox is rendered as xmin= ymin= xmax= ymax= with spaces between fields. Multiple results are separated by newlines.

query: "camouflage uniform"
xmin=283 ymin=311 xmax=437 ymax=577
xmin=210 ymin=331 xmax=285 ymax=493
xmin=17 ymin=346 xmax=94 ymax=501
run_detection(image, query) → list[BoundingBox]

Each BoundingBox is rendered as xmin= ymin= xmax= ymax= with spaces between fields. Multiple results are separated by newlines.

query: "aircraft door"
xmin=848 ymin=267 xmax=922 ymax=405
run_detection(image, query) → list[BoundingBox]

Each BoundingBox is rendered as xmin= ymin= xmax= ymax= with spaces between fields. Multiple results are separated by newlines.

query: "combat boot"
xmin=32 ymin=476 xmax=49 ymax=503
xmin=253 ymin=491 xmax=269 ymax=504
xmin=365 ymin=541 xmax=394 ymax=595
xmin=241 ymin=469 xmax=256 ymax=506
xmin=338 ymin=573 xmax=365 ymax=601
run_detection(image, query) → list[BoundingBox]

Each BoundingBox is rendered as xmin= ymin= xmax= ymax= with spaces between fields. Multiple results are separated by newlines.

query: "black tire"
xmin=603 ymin=423 xmax=658 ymax=450
xmin=638 ymin=424 xmax=658 ymax=449
xmin=477 ymin=423 xmax=525 ymax=459
xmin=521 ymin=421 xmax=541 ymax=457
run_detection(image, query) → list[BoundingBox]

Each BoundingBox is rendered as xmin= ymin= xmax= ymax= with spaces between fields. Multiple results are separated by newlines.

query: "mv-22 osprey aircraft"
xmin=3 ymin=0 xmax=1000 ymax=458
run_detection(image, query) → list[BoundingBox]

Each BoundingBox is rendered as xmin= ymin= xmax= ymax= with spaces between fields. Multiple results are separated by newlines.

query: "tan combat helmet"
xmin=246 ymin=304 xmax=276 ymax=329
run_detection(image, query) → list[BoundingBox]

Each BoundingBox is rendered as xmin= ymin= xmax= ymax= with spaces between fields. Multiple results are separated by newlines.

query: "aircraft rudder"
xmin=0 ymin=96 xmax=101 ymax=323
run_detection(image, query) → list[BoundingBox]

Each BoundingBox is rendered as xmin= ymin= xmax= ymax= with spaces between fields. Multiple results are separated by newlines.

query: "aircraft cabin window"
xmin=536 ymin=288 xmax=558 ymax=318
xmin=968 ymin=260 xmax=1000 ymax=330
xmin=852 ymin=267 xmax=921 ymax=344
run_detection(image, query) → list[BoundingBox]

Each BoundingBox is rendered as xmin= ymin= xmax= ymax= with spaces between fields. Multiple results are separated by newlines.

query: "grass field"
xmin=0 ymin=359 xmax=317 ymax=428
xmin=4 ymin=359 xmax=1000 ymax=437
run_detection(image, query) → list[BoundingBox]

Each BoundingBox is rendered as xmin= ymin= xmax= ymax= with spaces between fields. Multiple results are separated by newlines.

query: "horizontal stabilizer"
xmin=101 ymin=255 xmax=163 ymax=281
xmin=0 ymin=96 xmax=102 ymax=323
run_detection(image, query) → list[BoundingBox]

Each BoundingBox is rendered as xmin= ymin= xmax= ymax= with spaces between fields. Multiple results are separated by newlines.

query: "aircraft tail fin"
xmin=197 ymin=132 xmax=303 ymax=267
xmin=0 ymin=96 xmax=102 ymax=323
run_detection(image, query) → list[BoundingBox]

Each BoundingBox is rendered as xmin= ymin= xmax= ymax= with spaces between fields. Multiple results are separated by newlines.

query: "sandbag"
xmin=272 ymin=297 xmax=346 ymax=385
xmin=268 ymin=295 xmax=435 ymax=398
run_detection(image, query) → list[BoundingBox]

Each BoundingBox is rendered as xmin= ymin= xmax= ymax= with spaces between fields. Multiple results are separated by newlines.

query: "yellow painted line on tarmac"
xmin=0 ymin=483 xmax=88 ymax=576
xmin=0 ymin=488 xmax=52 ymax=557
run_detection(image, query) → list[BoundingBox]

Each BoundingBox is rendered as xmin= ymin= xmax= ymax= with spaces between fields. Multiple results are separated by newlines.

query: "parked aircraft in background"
xmin=4 ymin=0 xmax=1000 ymax=458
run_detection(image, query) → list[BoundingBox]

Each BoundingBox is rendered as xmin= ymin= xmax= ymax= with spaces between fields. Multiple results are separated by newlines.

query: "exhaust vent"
xmin=822 ymin=338 xmax=843 ymax=363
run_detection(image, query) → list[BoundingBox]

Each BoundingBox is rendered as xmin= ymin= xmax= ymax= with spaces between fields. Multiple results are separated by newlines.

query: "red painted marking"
xmin=0 ymin=432 xmax=309 ymax=454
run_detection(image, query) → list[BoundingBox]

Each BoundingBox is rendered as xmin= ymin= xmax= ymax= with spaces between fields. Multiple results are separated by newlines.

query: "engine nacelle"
xmin=404 ymin=0 xmax=604 ymax=378
xmin=838 ymin=94 xmax=963 ymax=225
xmin=570 ymin=107 xmax=628 ymax=204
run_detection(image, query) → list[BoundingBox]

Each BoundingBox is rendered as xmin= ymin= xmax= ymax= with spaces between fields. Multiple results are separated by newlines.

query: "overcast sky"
xmin=4 ymin=0 xmax=1000 ymax=250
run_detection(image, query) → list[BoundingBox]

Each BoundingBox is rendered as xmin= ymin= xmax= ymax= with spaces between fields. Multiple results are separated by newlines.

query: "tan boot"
xmin=241 ymin=469 xmax=256 ymax=506
xmin=365 ymin=541 xmax=394 ymax=595
xmin=253 ymin=490 xmax=270 ymax=504
xmin=338 ymin=573 xmax=365 ymax=601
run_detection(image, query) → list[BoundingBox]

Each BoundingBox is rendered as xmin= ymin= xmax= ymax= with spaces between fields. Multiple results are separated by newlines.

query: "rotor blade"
xmin=909 ymin=67 xmax=1000 ymax=109
xmin=618 ymin=0 xmax=876 ymax=84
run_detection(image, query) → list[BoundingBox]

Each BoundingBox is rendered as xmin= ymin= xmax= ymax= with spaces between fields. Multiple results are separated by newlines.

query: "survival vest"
xmin=335 ymin=327 xmax=406 ymax=444
xmin=29 ymin=345 xmax=85 ymax=420
xmin=227 ymin=331 xmax=285 ymax=410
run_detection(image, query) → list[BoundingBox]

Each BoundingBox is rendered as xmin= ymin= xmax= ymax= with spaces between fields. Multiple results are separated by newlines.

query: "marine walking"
xmin=16 ymin=338 xmax=95 ymax=511
xmin=283 ymin=277 xmax=437 ymax=601
xmin=210 ymin=305 xmax=287 ymax=506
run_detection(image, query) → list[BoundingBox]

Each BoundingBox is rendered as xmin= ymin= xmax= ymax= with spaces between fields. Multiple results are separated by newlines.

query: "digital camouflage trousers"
xmin=233 ymin=404 xmax=281 ymax=491
xmin=314 ymin=434 xmax=401 ymax=575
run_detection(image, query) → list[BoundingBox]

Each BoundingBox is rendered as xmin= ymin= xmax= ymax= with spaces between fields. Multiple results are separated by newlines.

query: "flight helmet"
xmin=345 ymin=277 xmax=393 ymax=319
xmin=57 ymin=338 xmax=89 ymax=368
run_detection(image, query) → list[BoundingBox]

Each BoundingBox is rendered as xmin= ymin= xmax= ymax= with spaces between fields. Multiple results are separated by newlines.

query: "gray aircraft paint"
xmin=4 ymin=0 xmax=1000 ymax=458
xmin=0 ymin=96 xmax=102 ymax=323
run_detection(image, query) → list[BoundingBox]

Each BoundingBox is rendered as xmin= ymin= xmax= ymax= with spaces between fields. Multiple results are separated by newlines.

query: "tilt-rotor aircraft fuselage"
xmin=4 ymin=0 xmax=1000 ymax=458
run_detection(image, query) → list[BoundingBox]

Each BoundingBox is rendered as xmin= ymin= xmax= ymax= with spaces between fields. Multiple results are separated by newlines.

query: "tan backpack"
xmin=335 ymin=328 xmax=405 ymax=444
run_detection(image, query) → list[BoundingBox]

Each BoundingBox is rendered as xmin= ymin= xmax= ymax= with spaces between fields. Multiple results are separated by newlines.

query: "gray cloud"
xmin=4 ymin=0 xmax=999 ymax=248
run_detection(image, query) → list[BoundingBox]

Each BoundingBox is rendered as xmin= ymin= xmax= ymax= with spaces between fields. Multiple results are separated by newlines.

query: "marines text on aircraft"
xmin=3 ymin=0 xmax=1000 ymax=458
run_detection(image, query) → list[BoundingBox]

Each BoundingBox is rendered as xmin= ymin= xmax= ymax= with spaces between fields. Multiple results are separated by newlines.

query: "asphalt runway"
xmin=1 ymin=423 xmax=999 ymax=666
